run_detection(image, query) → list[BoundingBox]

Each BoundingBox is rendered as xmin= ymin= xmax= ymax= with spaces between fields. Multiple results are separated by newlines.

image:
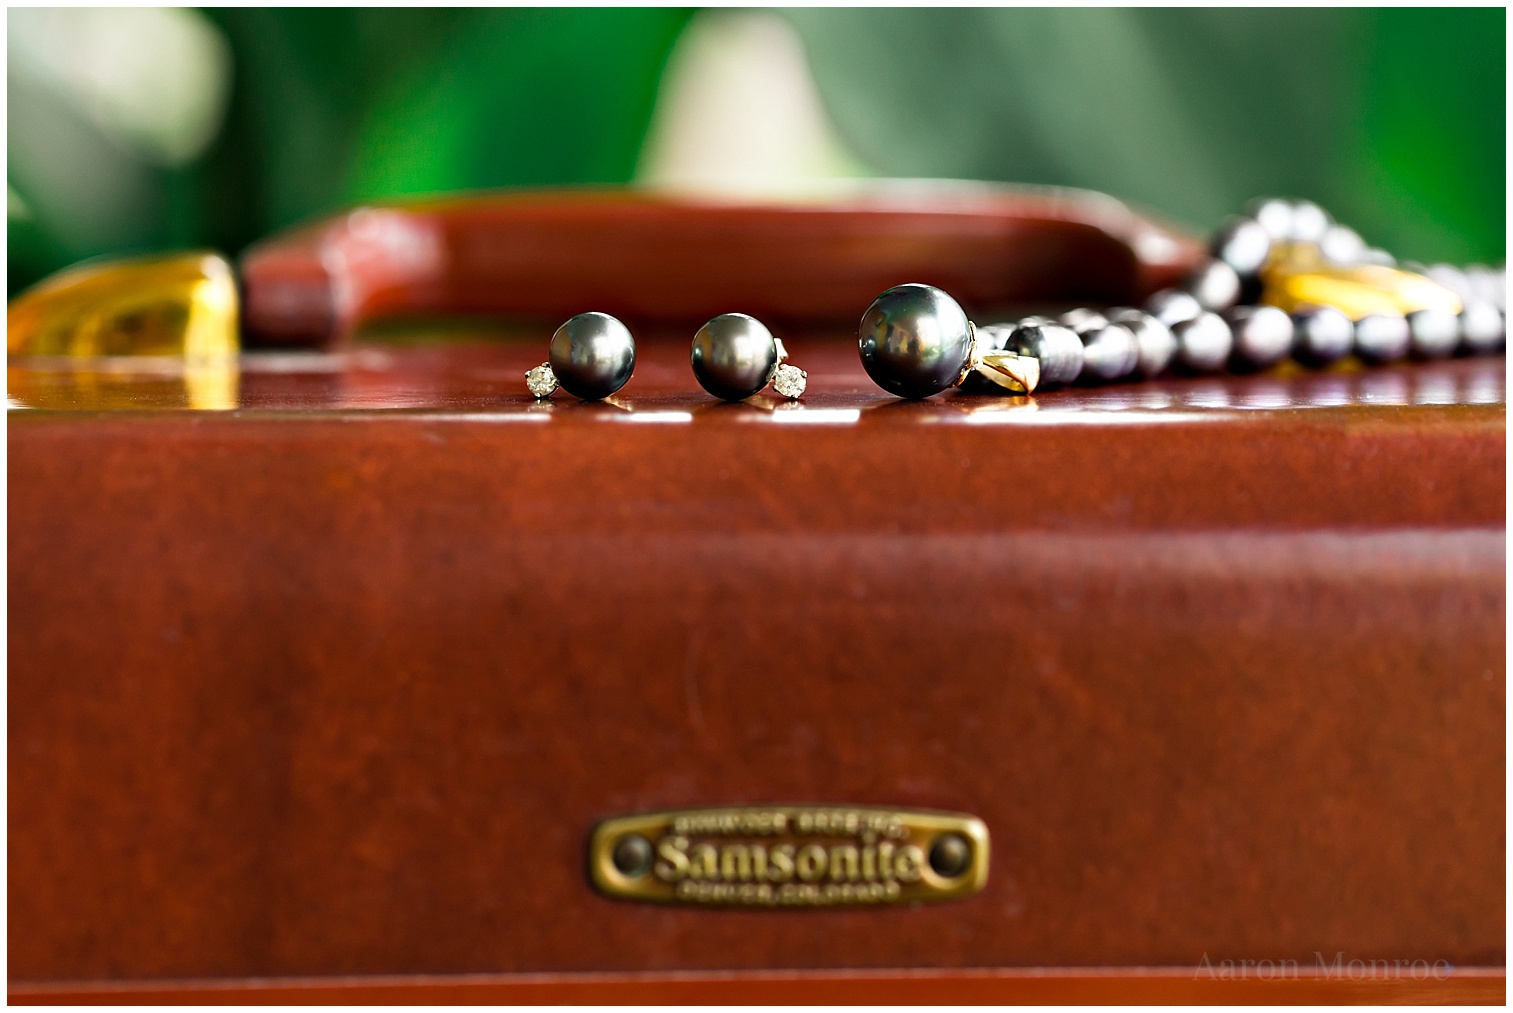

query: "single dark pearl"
xmin=1008 ymin=323 xmax=1083 ymax=385
xmin=1173 ymin=312 xmax=1233 ymax=372
xmin=1145 ymin=289 xmax=1203 ymax=328
xmin=1407 ymin=309 xmax=1460 ymax=359
xmin=1226 ymin=305 xmax=1293 ymax=369
xmin=1354 ymin=313 xmax=1410 ymax=363
xmin=1292 ymin=306 xmax=1354 ymax=365
xmin=548 ymin=312 xmax=636 ymax=400
xmin=1185 ymin=260 xmax=1242 ymax=312
xmin=858 ymin=283 xmax=973 ymax=399
xmin=1210 ymin=216 xmax=1272 ymax=277
xmin=1287 ymin=200 xmax=1332 ymax=243
xmin=1245 ymin=197 xmax=1295 ymax=240
xmin=1460 ymin=300 xmax=1505 ymax=353
xmin=691 ymin=313 xmax=778 ymax=400
xmin=1465 ymin=264 xmax=1504 ymax=311
xmin=1108 ymin=308 xmax=1177 ymax=377
xmin=1079 ymin=323 xmax=1140 ymax=381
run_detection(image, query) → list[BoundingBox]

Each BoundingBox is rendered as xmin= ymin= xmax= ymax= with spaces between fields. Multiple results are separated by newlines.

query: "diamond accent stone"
xmin=772 ymin=363 xmax=807 ymax=399
xmin=525 ymin=363 xmax=558 ymax=398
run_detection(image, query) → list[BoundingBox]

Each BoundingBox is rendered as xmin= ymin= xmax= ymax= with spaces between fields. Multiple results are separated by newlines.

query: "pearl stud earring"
xmin=690 ymin=312 xmax=806 ymax=401
xmin=526 ymin=311 xmax=636 ymax=400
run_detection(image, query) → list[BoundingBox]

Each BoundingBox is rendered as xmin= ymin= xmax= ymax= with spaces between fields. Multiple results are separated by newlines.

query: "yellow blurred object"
xmin=6 ymin=356 xmax=240 ymax=411
xmin=182 ymin=357 xmax=239 ymax=410
xmin=6 ymin=251 xmax=239 ymax=359
xmin=1260 ymin=243 xmax=1462 ymax=321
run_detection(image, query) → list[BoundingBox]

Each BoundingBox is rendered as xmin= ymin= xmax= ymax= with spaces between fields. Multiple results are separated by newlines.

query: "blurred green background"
xmin=8 ymin=7 xmax=1505 ymax=297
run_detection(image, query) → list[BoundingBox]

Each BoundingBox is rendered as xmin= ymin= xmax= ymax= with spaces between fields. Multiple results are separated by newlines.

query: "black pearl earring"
xmin=690 ymin=312 xmax=806 ymax=401
xmin=527 ymin=311 xmax=636 ymax=400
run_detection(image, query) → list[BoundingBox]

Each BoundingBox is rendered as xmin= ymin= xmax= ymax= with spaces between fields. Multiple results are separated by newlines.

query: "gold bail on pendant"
xmin=963 ymin=320 xmax=1041 ymax=394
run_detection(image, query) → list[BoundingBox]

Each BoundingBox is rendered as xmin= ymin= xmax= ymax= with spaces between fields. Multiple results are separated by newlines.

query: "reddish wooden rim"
xmin=10 ymin=967 xmax=1505 ymax=1005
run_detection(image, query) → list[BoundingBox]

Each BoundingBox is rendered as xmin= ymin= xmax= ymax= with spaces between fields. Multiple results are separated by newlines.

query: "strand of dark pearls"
xmin=976 ymin=198 xmax=1506 ymax=389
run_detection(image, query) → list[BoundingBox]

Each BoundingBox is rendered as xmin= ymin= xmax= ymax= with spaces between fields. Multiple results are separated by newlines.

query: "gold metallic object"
xmin=7 ymin=251 xmax=239 ymax=359
xmin=976 ymin=350 xmax=1041 ymax=394
xmin=1260 ymin=244 xmax=1462 ymax=321
xmin=589 ymin=805 xmax=989 ymax=908
xmin=956 ymin=320 xmax=1041 ymax=394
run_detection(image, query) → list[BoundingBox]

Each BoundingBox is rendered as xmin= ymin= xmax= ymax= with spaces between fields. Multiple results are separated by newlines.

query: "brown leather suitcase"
xmin=8 ymin=190 xmax=1504 ymax=1004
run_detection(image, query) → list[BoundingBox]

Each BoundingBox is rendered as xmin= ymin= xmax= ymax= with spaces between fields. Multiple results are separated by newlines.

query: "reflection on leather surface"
xmin=8 ymin=336 xmax=1504 ymax=416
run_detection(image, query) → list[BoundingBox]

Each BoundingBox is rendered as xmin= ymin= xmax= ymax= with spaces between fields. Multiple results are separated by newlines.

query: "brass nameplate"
xmin=589 ymin=805 xmax=988 ymax=908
